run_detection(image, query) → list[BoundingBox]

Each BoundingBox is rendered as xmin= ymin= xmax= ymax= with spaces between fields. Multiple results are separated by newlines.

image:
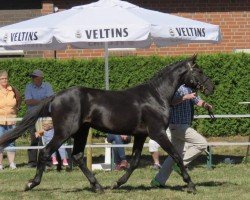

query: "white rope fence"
xmin=194 ymin=114 xmax=250 ymax=118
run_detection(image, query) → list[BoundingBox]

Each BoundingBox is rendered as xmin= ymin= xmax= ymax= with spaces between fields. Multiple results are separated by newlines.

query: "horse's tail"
xmin=0 ymin=96 xmax=55 ymax=151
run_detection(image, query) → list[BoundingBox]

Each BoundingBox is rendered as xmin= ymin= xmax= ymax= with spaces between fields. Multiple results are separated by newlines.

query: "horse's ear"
xmin=191 ymin=54 xmax=197 ymax=62
xmin=187 ymin=54 xmax=197 ymax=70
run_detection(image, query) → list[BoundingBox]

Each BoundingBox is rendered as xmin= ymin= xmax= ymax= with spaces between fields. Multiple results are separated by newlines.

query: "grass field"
xmin=0 ymin=136 xmax=249 ymax=200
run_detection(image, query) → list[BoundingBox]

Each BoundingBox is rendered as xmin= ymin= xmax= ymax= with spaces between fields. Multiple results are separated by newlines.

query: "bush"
xmin=0 ymin=53 xmax=249 ymax=137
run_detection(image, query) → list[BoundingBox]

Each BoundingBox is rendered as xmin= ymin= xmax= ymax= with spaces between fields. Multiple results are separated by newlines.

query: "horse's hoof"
xmin=24 ymin=182 xmax=33 ymax=191
xmin=187 ymin=184 xmax=197 ymax=194
xmin=111 ymin=182 xmax=119 ymax=190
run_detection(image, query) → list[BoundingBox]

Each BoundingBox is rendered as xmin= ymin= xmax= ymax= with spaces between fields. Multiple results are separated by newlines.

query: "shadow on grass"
xmin=62 ymin=185 xmax=152 ymax=194
xmin=191 ymin=154 xmax=245 ymax=166
xmin=196 ymin=181 xmax=238 ymax=187
xmin=35 ymin=187 xmax=62 ymax=192
xmin=16 ymin=162 xmax=28 ymax=168
xmin=9 ymin=187 xmax=62 ymax=194
xmin=9 ymin=180 xmax=237 ymax=195
xmin=117 ymin=181 xmax=238 ymax=193
xmin=60 ymin=181 xmax=237 ymax=194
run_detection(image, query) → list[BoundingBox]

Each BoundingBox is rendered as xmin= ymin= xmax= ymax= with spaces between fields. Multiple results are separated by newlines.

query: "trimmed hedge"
xmin=0 ymin=53 xmax=249 ymax=137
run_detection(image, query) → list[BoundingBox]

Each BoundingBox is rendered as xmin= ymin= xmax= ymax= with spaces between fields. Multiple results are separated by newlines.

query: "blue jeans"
xmin=0 ymin=125 xmax=16 ymax=152
xmin=107 ymin=134 xmax=127 ymax=164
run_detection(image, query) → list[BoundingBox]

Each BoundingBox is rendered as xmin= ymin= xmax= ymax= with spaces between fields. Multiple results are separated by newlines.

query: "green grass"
xmin=0 ymin=163 xmax=249 ymax=200
xmin=0 ymin=136 xmax=249 ymax=200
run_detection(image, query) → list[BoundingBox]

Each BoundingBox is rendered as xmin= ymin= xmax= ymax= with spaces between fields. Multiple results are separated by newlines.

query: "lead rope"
xmin=208 ymin=110 xmax=216 ymax=121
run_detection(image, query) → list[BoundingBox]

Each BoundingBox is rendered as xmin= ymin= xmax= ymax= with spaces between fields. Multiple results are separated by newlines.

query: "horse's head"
xmin=183 ymin=55 xmax=214 ymax=95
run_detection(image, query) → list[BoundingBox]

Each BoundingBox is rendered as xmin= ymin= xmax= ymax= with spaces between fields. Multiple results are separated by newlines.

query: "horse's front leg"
xmin=150 ymin=130 xmax=196 ymax=194
xmin=111 ymin=135 xmax=147 ymax=189
xmin=25 ymin=136 xmax=63 ymax=191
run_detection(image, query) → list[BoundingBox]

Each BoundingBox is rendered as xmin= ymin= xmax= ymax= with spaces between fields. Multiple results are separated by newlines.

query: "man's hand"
xmin=172 ymin=92 xmax=197 ymax=105
xmin=183 ymin=93 xmax=197 ymax=100
xmin=121 ymin=135 xmax=128 ymax=141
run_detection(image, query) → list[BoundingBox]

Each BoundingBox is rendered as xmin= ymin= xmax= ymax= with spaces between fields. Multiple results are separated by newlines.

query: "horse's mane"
xmin=147 ymin=58 xmax=188 ymax=87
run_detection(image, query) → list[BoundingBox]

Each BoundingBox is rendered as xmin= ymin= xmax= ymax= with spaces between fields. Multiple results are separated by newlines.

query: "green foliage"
xmin=0 ymin=53 xmax=249 ymax=137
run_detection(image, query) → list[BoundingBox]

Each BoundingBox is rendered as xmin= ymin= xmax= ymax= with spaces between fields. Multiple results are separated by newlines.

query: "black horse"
xmin=0 ymin=55 xmax=214 ymax=193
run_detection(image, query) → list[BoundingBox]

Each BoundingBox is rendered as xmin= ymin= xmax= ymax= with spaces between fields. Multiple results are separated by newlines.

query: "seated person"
xmin=107 ymin=134 xmax=131 ymax=171
xmin=35 ymin=119 xmax=68 ymax=167
xmin=149 ymin=128 xmax=172 ymax=170
xmin=149 ymin=139 xmax=162 ymax=170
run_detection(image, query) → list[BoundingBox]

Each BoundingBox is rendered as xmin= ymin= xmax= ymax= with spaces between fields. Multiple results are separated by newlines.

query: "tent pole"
xmin=104 ymin=42 xmax=109 ymax=90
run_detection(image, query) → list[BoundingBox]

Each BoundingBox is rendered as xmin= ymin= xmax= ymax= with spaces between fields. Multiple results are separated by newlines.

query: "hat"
xmin=30 ymin=69 xmax=44 ymax=77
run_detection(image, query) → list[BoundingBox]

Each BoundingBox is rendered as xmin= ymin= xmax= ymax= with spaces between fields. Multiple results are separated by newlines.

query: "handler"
xmin=151 ymin=84 xmax=213 ymax=187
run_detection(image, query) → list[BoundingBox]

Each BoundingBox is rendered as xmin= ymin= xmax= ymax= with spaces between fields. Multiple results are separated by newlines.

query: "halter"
xmin=188 ymin=62 xmax=216 ymax=121
xmin=187 ymin=62 xmax=209 ymax=93
xmin=196 ymin=77 xmax=210 ymax=93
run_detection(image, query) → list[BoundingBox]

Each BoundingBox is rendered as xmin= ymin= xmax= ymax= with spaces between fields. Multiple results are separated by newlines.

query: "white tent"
xmin=0 ymin=0 xmax=221 ymax=89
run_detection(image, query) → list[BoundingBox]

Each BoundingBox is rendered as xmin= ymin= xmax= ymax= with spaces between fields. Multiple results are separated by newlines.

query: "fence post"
xmin=86 ymin=128 xmax=93 ymax=171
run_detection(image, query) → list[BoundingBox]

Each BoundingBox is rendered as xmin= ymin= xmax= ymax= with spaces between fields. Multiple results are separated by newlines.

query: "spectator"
xmin=151 ymin=84 xmax=212 ymax=187
xmin=149 ymin=129 xmax=173 ymax=170
xmin=25 ymin=69 xmax=54 ymax=168
xmin=149 ymin=132 xmax=191 ymax=170
xmin=107 ymin=134 xmax=131 ymax=171
xmin=35 ymin=118 xmax=68 ymax=167
xmin=0 ymin=70 xmax=22 ymax=170
xmin=149 ymin=138 xmax=162 ymax=170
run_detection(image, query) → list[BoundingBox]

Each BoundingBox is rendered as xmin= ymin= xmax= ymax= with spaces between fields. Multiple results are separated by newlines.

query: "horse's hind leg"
xmin=25 ymin=132 xmax=68 ymax=191
xmin=71 ymin=125 xmax=104 ymax=193
xmin=150 ymin=131 xmax=196 ymax=193
xmin=111 ymin=135 xmax=147 ymax=189
xmin=25 ymin=110 xmax=82 ymax=191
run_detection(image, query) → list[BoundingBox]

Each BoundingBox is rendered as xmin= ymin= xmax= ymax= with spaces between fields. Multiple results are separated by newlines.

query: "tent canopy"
xmin=0 ymin=0 xmax=221 ymax=89
xmin=0 ymin=0 xmax=221 ymax=50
